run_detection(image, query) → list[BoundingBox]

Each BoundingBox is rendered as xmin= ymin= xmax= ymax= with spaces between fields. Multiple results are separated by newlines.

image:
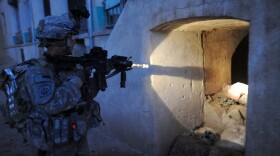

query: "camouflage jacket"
xmin=0 ymin=57 xmax=101 ymax=150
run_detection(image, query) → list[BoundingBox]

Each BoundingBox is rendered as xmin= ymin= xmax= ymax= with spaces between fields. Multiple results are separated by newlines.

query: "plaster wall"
xmin=203 ymin=29 xmax=248 ymax=94
xmin=31 ymin=0 xmax=45 ymax=29
xmin=93 ymin=35 xmax=109 ymax=49
xmin=95 ymin=0 xmax=280 ymax=155
xmin=97 ymin=29 xmax=204 ymax=156
xmin=18 ymin=0 xmax=31 ymax=32
xmin=0 ymin=19 xmax=4 ymax=64
xmin=49 ymin=0 xmax=68 ymax=16
xmin=21 ymin=44 xmax=39 ymax=60
xmin=0 ymin=45 xmax=38 ymax=65
xmin=0 ymin=48 xmax=21 ymax=65
xmin=149 ymin=31 xmax=204 ymax=154
xmin=0 ymin=7 xmax=3 ymax=47
xmin=0 ymin=0 xmax=19 ymax=47
xmin=247 ymin=0 xmax=280 ymax=156
xmin=0 ymin=0 xmax=278 ymax=155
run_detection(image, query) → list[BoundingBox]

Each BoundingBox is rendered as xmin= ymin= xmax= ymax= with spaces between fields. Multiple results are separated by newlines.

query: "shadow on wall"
xmin=140 ymin=29 xmax=205 ymax=155
xmin=143 ymin=28 xmax=248 ymax=155
xmin=149 ymin=65 xmax=203 ymax=80
xmin=90 ymin=29 xmax=205 ymax=155
xmin=146 ymin=67 xmax=204 ymax=155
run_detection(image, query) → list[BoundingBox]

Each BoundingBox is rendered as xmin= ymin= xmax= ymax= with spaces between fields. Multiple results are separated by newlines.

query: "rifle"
xmin=44 ymin=46 xmax=144 ymax=91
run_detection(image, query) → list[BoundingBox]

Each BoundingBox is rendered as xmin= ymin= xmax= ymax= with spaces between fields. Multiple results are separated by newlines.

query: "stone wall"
xmin=93 ymin=0 xmax=280 ymax=155
xmin=0 ymin=0 xmax=279 ymax=155
xmin=247 ymin=1 xmax=280 ymax=156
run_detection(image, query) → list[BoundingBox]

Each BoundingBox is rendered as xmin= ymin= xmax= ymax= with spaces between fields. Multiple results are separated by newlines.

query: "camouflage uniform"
xmin=0 ymin=9 xmax=101 ymax=156
xmin=0 ymin=58 xmax=101 ymax=156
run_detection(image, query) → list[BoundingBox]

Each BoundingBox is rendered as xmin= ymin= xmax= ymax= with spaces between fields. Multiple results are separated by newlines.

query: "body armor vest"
xmin=0 ymin=58 xmax=102 ymax=151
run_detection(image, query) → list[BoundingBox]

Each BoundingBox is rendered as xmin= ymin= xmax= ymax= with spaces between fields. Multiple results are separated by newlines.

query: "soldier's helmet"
xmin=36 ymin=6 xmax=89 ymax=46
xmin=36 ymin=14 xmax=78 ymax=41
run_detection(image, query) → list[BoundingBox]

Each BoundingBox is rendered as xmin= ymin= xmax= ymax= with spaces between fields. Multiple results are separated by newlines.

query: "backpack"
xmin=0 ymin=64 xmax=32 ymax=127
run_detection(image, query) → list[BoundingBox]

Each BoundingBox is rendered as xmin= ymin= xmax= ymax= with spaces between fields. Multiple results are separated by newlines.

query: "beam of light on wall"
xmin=149 ymin=30 xmax=204 ymax=128
xmin=132 ymin=63 xmax=149 ymax=68
xmin=149 ymin=18 xmax=249 ymax=130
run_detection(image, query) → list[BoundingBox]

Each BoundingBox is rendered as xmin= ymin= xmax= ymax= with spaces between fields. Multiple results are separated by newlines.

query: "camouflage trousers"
xmin=37 ymin=136 xmax=89 ymax=156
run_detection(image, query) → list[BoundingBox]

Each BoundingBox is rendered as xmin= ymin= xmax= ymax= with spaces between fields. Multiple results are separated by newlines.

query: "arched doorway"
xmin=151 ymin=18 xmax=250 ymax=154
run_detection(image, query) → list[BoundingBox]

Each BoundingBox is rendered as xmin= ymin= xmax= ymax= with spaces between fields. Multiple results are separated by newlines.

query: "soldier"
xmin=0 ymin=7 xmax=101 ymax=156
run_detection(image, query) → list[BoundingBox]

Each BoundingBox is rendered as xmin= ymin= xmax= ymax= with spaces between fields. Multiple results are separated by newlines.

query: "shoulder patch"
xmin=23 ymin=65 xmax=55 ymax=105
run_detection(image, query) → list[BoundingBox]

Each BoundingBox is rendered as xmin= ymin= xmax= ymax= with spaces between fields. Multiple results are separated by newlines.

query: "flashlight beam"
xmin=132 ymin=64 xmax=149 ymax=68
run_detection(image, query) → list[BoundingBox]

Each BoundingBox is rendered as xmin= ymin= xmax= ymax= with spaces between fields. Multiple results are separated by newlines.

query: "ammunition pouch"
xmin=74 ymin=100 xmax=103 ymax=128
xmin=52 ymin=116 xmax=70 ymax=144
xmin=86 ymin=100 xmax=103 ymax=128
xmin=26 ymin=106 xmax=53 ymax=151
xmin=25 ymin=100 xmax=102 ymax=149
xmin=50 ymin=100 xmax=102 ymax=144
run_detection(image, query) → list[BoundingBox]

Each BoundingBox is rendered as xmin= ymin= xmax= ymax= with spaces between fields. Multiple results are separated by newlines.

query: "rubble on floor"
xmin=169 ymin=83 xmax=248 ymax=156
xmin=169 ymin=132 xmax=244 ymax=156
